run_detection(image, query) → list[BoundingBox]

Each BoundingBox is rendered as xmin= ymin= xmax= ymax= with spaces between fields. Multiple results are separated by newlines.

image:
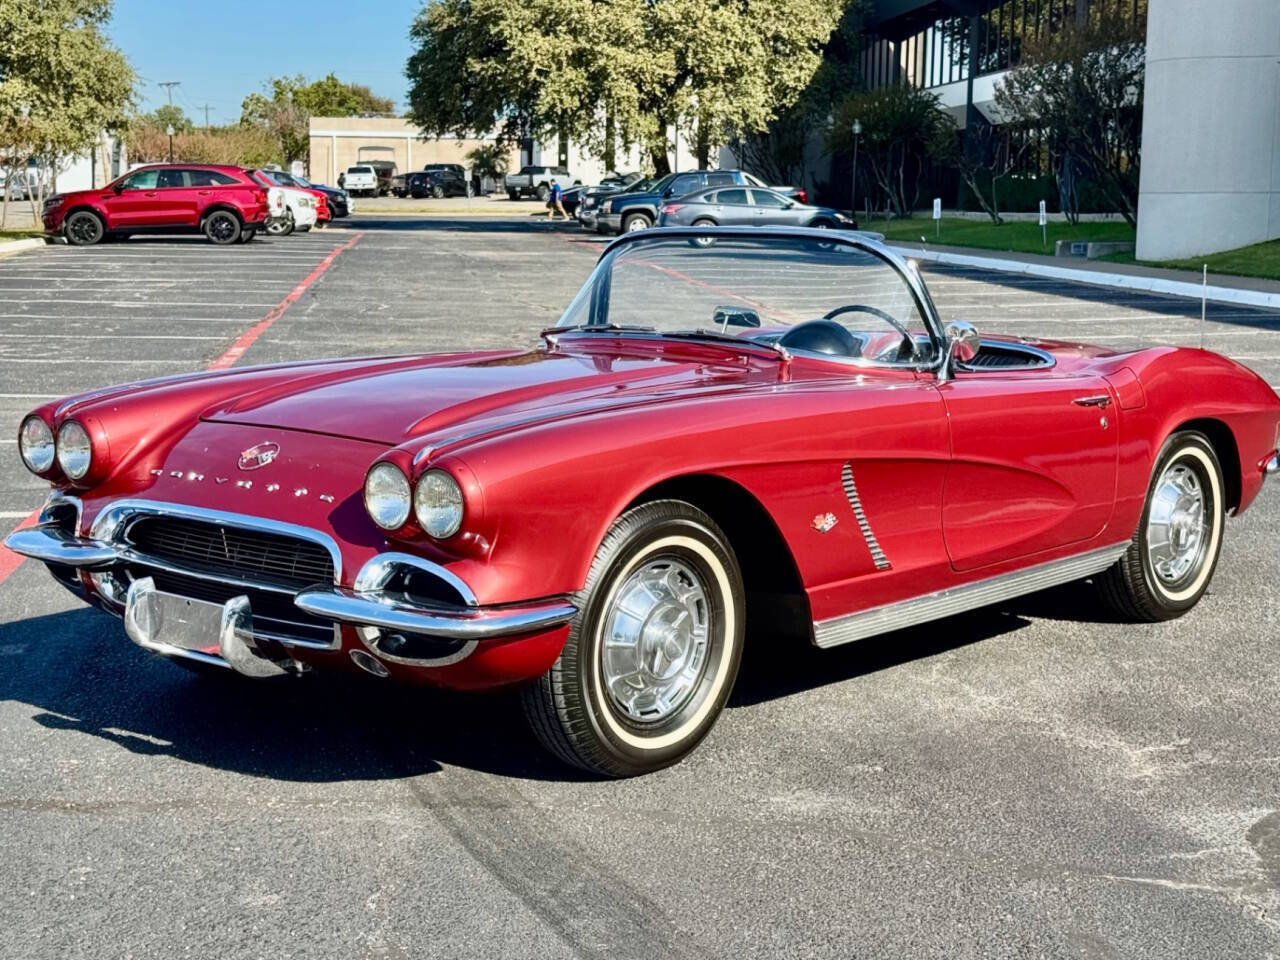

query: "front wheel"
xmin=431 ymin=185 xmax=444 ymax=199
xmin=204 ymin=210 xmax=242 ymax=245
xmin=622 ymin=212 xmax=652 ymax=233
xmin=64 ymin=211 xmax=105 ymax=246
xmin=1097 ymin=431 xmax=1225 ymax=621
xmin=521 ymin=500 xmax=744 ymax=777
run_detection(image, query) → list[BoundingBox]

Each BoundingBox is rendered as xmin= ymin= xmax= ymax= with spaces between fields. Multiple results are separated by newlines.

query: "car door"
xmin=747 ymin=189 xmax=795 ymax=226
xmin=663 ymin=174 xmax=703 ymax=202
xmin=936 ymin=370 xmax=1119 ymax=572
xmin=100 ymin=168 xmax=161 ymax=228
xmin=155 ymin=168 xmax=205 ymax=225
xmin=711 ymin=188 xmax=751 ymax=226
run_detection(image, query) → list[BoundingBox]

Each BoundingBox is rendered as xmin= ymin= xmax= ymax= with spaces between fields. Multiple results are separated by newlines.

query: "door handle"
xmin=143 ymin=192 xmax=157 ymax=197
xmin=197 ymin=190 xmax=212 ymax=196
xmin=1073 ymin=395 xmax=1112 ymax=408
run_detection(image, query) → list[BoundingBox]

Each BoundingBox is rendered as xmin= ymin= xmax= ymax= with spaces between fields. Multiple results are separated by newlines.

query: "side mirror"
xmin=112 ymin=182 xmax=124 ymax=194
xmin=713 ymin=306 xmax=761 ymax=330
xmin=941 ymin=320 xmax=980 ymax=379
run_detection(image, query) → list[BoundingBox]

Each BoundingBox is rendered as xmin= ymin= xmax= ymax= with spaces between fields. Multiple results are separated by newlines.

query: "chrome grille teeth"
xmin=842 ymin=462 xmax=891 ymax=571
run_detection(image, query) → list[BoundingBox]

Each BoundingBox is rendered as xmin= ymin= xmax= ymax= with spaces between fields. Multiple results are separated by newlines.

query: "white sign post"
xmin=1039 ymin=199 xmax=1047 ymax=248
xmin=933 ymin=197 xmax=941 ymax=238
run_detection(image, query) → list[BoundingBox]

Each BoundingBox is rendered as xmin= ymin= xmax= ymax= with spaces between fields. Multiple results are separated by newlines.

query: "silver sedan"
xmin=656 ymin=186 xmax=860 ymax=235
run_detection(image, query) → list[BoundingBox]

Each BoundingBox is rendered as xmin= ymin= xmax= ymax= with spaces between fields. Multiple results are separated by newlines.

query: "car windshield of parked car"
xmin=555 ymin=235 xmax=937 ymax=364
xmin=347 ymin=166 xmax=372 ymax=174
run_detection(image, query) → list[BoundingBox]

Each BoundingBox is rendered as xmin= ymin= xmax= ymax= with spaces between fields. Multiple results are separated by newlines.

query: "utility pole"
xmin=196 ymin=104 xmax=214 ymax=129
xmin=157 ymin=81 xmax=180 ymax=106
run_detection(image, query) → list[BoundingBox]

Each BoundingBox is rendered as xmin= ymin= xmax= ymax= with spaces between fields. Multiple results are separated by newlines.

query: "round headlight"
xmin=414 ymin=469 xmax=464 ymax=539
xmin=364 ymin=462 xmax=411 ymax=530
xmin=56 ymin=420 xmax=92 ymax=480
xmin=19 ymin=415 xmax=55 ymax=473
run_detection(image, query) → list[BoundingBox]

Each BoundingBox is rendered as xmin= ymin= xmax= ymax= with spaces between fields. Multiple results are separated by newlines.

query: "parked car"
xmin=657 ymin=186 xmax=858 ymax=235
xmin=504 ymin=164 xmax=579 ymax=201
xmin=9 ymin=227 xmax=1280 ymax=776
xmin=423 ymin=163 xmax=466 ymax=178
xmin=41 ymin=163 xmax=272 ymax=246
xmin=390 ymin=174 xmax=410 ymax=198
xmin=344 ymin=165 xmax=379 ymax=197
xmin=560 ymin=184 xmax=586 ymax=215
xmin=254 ymin=169 xmax=332 ymax=227
xmin=411 ymin=169 xmax=471 ymax=199
xmin=597 ymin=171 xmax=808 ymax=235
xmin=365 ymin=161 xmax=397 ymax=196
xmin=249 ymin=171 xmax=318 ymax=236
xmin=289 ymin=174 xmax=351 ymax=218
xmin=578 ymin=175 xmax=656 ymax=230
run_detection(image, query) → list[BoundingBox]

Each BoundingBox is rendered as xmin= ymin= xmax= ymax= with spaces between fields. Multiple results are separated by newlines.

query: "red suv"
xmin=43 ymin=164 xmax=271 ymax=246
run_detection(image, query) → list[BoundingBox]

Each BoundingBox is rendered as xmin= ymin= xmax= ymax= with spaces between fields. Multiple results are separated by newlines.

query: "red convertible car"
xmin=8 ymin=229 xmax=1280 ymax=776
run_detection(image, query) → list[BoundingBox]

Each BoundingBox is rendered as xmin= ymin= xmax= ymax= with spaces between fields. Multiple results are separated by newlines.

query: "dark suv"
xmin=411 ymin=169 xmax=471 ymax=199
xmin=42 ymin=163 xmax=270 ymax=246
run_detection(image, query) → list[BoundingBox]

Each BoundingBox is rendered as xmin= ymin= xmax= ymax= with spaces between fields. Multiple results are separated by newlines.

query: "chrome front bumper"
xmin=5 ymin=514 xmax=577 ymax=677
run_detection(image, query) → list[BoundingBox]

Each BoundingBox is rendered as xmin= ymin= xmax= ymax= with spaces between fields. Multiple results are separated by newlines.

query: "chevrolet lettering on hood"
xmin=6 ymin=227 xmax=1280 ymax=778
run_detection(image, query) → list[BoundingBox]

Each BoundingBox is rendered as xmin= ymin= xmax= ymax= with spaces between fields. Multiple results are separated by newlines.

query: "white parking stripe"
xmin=0 ymin=393 xmax=57 ymax=399
xmin=0 ymin=509 xmax=34 ymax=517
xmin=0 ymin=332 xmax=225 ymax=340
xmin=0 ymin=357 xmax=196 ymax=364
xmin=0 ymin=298 xmax=278 ymax=307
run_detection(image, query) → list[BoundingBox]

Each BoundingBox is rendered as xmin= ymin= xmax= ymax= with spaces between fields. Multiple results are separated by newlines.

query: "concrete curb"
xmin=889 ymin=245 xmax=1280 ymax=311
xmin=0 ymin=237 xmax=46 ymax=258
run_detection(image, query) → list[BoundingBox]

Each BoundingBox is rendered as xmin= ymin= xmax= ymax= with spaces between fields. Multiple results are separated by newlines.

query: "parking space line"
xmin=0 ymin=232 xmax=364 ymax=589
xmin=210 ymin=232 xmax=363 ymax=370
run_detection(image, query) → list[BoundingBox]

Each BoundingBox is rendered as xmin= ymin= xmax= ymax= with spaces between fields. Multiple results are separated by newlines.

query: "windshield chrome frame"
xmin=557 ymin=226 xmax=946 ymax=373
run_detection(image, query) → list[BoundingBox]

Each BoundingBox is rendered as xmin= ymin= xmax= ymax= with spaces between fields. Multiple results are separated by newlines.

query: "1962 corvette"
xmin=8 ymin=228 xmax=1280 ymax=776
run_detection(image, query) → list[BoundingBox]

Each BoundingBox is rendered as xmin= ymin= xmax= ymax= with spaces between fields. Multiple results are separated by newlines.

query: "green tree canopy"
xmin=0 ymin=0 xmax=135 ymax=206
xmin=240 ymin=74 xmax=395 ymax=164
xmin=406 ymin=0 xmax=847 ymax=174
xmin=146 ymin=104 xmax=194 ymax=134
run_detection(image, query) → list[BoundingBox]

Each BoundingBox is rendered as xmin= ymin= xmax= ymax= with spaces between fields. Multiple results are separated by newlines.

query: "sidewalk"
xmin=888 ymin=241 xmax=1280 ymax=310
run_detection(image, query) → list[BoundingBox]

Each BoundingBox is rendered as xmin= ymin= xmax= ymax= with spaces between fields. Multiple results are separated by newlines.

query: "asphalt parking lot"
xmin=1 ymin=218 xmax=1278 ymax=959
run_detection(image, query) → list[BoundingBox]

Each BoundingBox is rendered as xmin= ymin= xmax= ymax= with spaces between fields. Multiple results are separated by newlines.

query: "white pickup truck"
xmin=504 ymin=165 xmax=579 ymax=201
xmin=343 ymin=165 xmax=379 ymax=197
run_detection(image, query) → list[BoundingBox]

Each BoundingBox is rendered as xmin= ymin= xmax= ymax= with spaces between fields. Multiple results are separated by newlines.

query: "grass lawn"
xmin=1100 ymin=238 xmax=1280 ymax=283
xmin=874 ymin=216 xmax=1135 ymax=256
xmin=0 ymin=227 xmax=43 ymax=243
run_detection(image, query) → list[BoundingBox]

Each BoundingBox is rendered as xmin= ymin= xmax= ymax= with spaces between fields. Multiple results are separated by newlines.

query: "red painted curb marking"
xmin=0 ymin=232 xmax=364 ymax=588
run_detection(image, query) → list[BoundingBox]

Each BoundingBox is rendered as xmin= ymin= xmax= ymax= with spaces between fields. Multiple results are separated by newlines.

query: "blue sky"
xmin=110 ymin=0 xmax=425 ymax=122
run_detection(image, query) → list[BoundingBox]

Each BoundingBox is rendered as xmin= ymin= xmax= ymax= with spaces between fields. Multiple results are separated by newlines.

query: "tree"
xmin=240 ymin=74 xmax=395 ymax=167
xmin=0 ymin=0 xmax=135 ymax=221
xmin=405 ymin=0 xmax=846 ymax=176
xmin=126 ymin=122 xmax=281 ymax=167
xmin=149 ymin=104 xmax=193 ymax=134
xmin=994 ymin=4 xmax=1146 ymax=226
xmin=827 ymin=85 xmax=954 ymax=218
xmin=952 ymin=118 xmax=1030 ymax=225
xmin=465 ymin=142 xmax=510 ymax=184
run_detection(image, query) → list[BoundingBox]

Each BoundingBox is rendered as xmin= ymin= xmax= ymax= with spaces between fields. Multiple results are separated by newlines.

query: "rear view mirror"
xmin=713 ymin=306 xmax=762 ymax=330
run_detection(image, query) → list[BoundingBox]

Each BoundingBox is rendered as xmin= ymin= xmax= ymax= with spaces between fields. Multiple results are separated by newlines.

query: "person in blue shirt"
xmin=546 ymin=178 xmax=568 ymax=221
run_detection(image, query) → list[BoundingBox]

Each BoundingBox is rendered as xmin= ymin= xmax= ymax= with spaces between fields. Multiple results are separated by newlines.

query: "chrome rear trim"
xmin=812 ymin=541 xmax=1129 ymax=649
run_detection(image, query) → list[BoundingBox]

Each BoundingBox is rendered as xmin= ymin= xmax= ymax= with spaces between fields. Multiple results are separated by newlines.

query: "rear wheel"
xmin=267 ymin=211 xmax=294 ymax=237
xmin=536 ymin=183 xmax=550 ymax=202
xmin=431 ymin=184 xmax=444 ymax=199
xmin=64 ymin=211 xmax=104 ymax=246
xmin=521 ymin=500 xmax=744 ymax=777
xmin=1097 ymin=431 xmax=1225 ymax=621
xmin=507 ymin=190 xmax=519 ymax=201
xmin=689 ymin=218 xmax=717 ymax=247
xmin=204 ymin=210 xmax=241 ymax=245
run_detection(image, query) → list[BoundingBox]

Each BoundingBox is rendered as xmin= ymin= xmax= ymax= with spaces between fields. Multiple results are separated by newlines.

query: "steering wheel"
xmin=822 ymin=304 xmax=920 ymax=361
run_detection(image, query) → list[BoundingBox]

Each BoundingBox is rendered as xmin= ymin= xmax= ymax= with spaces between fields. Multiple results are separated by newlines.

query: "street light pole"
xmin=851 ymin=118 xmax=862 ymax=222
xmin=166 ymin=124 xmax=175 ymax=163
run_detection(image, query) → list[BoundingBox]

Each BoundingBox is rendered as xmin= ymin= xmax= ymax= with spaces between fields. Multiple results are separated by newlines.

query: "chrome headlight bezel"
xmin=56 ymin=420 xmax=92 ymax=480
xmin=414 ymin=469 xmax=464 ymax=540
xmin=19 ymin=415 xmax=55 ymax=474
xmin=364 ymin=462 xmax=412 ymax=531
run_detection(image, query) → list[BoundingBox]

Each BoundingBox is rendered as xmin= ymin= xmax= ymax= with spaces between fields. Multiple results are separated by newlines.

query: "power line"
xmin=156 ymin=81 xmax=180 ymax=106
xmin=195 ymin=104 xmax=215 ymax=128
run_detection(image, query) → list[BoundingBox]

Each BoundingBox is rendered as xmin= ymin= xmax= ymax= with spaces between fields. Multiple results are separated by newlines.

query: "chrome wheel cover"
xmin=625 ymin=216 xmax=648 ymax=232
xmin=1146 ymin=461 xmax=1209 ymax=585
xmin=601 ymin=557 xmax=710 ymax=723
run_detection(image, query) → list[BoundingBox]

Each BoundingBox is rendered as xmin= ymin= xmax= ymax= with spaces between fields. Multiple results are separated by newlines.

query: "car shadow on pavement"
xmin=0 ymin=607 xmax=588 ymax=783
xmin=731 ymin=578 xmax=1118 ymax=707
xmin=1 ymin=579 xmax=1119 ymax=782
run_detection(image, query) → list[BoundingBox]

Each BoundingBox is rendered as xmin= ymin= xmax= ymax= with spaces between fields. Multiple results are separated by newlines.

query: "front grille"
xmin=126 ymin=516 xmax=334 ymax=590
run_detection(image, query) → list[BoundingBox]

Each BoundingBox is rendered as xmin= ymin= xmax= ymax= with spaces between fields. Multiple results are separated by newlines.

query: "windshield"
xmin=555 ymin=235 xmax=938 ymax=365
xmin=347 ymin=166 xmax=371 ymax=174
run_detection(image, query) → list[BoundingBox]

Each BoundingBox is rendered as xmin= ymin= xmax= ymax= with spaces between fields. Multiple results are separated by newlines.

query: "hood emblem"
xmin=238 ymin=442 xmax=280 ymax=471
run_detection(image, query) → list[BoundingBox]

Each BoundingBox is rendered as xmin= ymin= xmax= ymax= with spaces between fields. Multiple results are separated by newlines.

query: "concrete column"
xmin=1135 ymin=0 xmax=1280 ymax=260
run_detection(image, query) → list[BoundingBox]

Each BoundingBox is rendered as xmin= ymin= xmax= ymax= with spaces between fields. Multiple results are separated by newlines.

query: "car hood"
xmin=204 ymin=345 xmax=762 ymax=447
